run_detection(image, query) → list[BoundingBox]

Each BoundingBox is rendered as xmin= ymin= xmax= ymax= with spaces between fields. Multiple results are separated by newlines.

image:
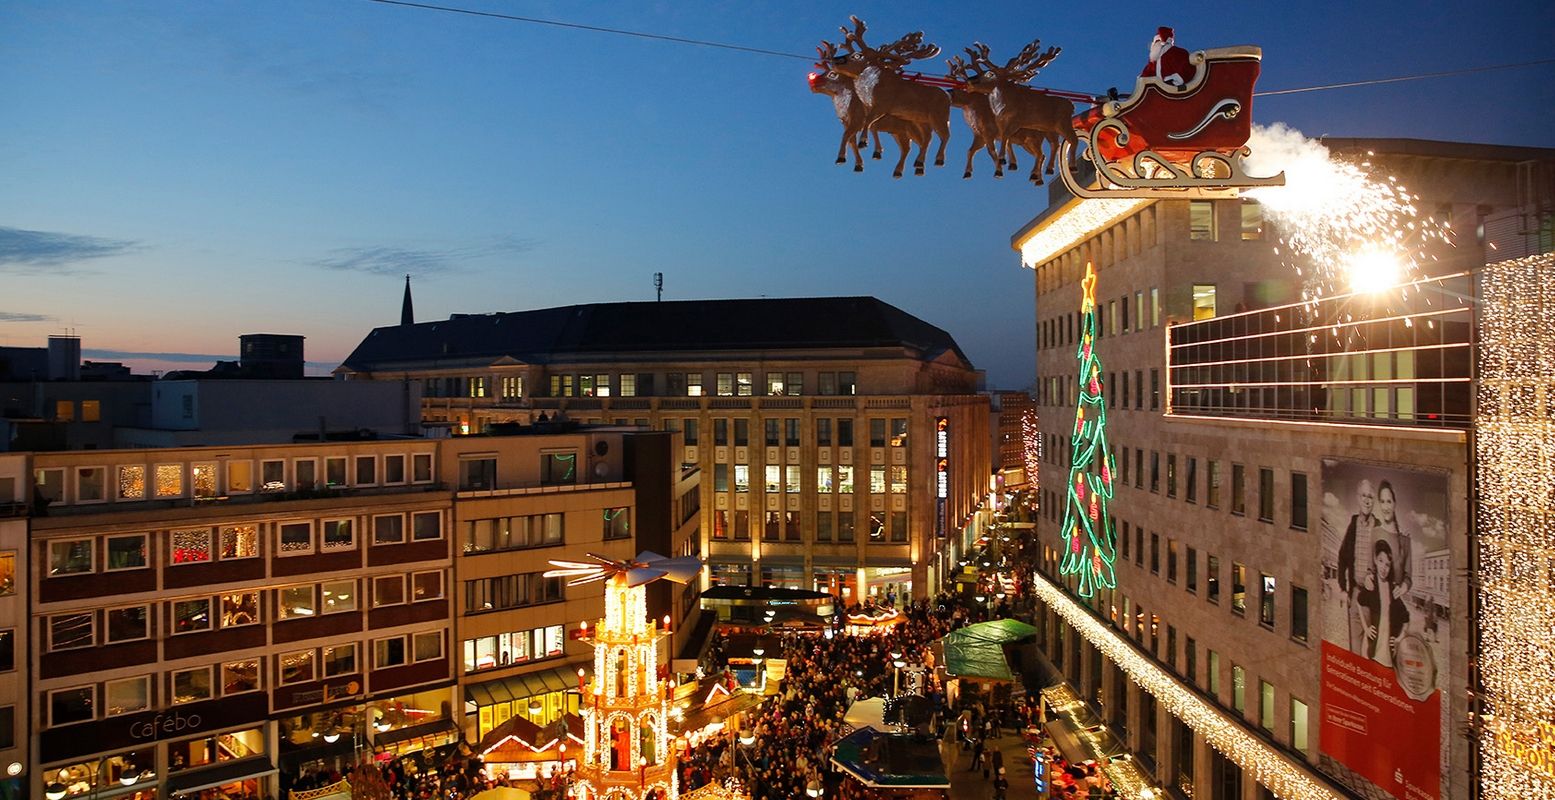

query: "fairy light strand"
xmin=1031 ymin=575 xmax=1346 ymax=800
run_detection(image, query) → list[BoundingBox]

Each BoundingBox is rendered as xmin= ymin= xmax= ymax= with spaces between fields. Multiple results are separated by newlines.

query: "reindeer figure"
xmin=810 ymin=42 xmax=929 ymax=173
xmin=963 ymin=39 xmax=1078 ymax=185
xmin=945 ymin=54 xmax=999 ymax=179
xmin=829 ymin=17 xmax=951 ymax=178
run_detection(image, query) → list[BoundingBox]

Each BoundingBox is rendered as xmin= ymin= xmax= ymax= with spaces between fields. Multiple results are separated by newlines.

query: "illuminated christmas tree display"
xmin=1058 ymin=263 xmax=1119 ymax=597
xmin=545 ymin=552 xmax=700 ymax=800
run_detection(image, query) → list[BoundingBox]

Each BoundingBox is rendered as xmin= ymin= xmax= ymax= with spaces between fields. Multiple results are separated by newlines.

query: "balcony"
xmin=1167 ymin=271 xmax=1473 ymax=428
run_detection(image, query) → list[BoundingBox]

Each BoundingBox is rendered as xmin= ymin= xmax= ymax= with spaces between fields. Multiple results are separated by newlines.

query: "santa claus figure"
xmin=1141 ymin=26 xmax=1193 ymax=87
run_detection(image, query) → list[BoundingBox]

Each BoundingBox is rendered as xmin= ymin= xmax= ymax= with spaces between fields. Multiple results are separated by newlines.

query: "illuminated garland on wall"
xmin=1058 ymin=263 xmax=1118 ymax=597
xmin=1017 ymin=198 xmax=1151 ymax=269
xmin=1474 ymin=253 xmax=1555 ymax=800
xmin=1021 ymin=407 xmax=1041 ymax=483
xmin=1030 ymin=575 xmax=1345 ymax=800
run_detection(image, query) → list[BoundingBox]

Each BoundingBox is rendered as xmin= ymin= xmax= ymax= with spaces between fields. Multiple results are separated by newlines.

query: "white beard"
xmin=1149 ymin=37 xmax=1172 ymax=63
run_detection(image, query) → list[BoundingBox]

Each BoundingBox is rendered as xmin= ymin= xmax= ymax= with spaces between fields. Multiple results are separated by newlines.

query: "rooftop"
xmin=341 ymin=296 xmax=971 ymax=371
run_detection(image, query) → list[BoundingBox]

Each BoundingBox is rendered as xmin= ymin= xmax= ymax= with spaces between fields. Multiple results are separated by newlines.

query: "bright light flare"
xmin=1244 ymin=123 xmax=1452 ymax=305
xmin=1346 ymin=247 xmax=1404 ymax=293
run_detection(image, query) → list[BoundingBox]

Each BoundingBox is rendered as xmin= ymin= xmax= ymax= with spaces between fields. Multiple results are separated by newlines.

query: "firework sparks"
xmin=1244 ymin=123 xmax=1455 ymax=304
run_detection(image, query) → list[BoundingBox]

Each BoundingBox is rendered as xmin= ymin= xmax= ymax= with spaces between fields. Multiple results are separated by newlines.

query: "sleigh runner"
xmin=1059 ymin=45 xmax=1285 ymax=198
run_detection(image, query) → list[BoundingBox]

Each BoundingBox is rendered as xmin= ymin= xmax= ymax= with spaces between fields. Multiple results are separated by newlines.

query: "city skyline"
xmin=3 ymin=0 xmax=1551 ymax=388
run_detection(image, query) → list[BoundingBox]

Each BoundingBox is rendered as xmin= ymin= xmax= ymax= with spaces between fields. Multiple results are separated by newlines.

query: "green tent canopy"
xmin=939 ymin=619 xmax=1037 ymax=682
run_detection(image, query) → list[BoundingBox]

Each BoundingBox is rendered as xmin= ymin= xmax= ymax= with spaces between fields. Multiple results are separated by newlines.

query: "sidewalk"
xmin=946 ymin=733 xmax=1041 ymax=800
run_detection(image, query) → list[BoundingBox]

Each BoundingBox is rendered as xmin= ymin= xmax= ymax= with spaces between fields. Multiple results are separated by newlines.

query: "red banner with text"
xmin=1320 ymin=641 xmax=1440 ymax=799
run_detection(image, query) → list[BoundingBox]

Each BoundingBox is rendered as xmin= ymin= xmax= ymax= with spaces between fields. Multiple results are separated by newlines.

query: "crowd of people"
xmin=286 ymin=750 xmax=520 ymax=800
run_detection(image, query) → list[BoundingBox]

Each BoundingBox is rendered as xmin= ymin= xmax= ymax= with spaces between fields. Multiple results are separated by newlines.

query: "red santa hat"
xmin=1156 ymin=26 xmax=1174 ymax=41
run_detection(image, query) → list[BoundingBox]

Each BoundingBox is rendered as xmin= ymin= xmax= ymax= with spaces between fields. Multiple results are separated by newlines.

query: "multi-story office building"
xmin=337 ymin=297 xmax=993 ymax=603
xmin=26 ymin=440 xmax=455 ymax=800
xmin=994 ymin=390 xmax=1036 ymax=489
xmin=443 ymin=427 xmax=701 ymax=743
xmin=1014 ymin=139 xmax=1554 ymax=800
xmin=10 ymin=424 xmax=692 ymax=798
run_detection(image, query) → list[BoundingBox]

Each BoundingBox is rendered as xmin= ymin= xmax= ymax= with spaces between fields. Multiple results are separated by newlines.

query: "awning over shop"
xmin=374 ymin=717 xmax=458 ymax=746
xmin=167 ymin=756 xmax=276 ymax=795
xmin=829 ymin=728 xmax=950 ymax=789
xmin=464 ymin=664 xmax=584 ymax=707
xmin=939 ymin=619 xmax=1038 ymax=682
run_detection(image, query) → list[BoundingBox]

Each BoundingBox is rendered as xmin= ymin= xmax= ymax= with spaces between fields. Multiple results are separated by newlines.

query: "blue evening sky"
xmin=2 ymin=0 xmax=1550 ymax=387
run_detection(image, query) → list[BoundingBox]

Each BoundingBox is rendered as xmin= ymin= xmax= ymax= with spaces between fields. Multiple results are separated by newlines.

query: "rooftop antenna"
xmin=653 ymin=272 xmax=663 ymax=302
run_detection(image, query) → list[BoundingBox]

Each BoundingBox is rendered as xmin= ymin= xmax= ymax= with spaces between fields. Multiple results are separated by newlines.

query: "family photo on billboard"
xmin=1320 ymin=458 xmax=1450 ymax=800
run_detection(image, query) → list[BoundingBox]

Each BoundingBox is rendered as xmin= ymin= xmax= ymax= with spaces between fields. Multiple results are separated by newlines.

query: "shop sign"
xmin=40 ymin=693 xmax=269 ymax=763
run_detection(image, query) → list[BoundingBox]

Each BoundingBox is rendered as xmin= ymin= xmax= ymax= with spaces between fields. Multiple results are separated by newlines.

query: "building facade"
xmin=337 ymin=297 xmax=994 ymax=605
xmin=1014 ymin=139 xmax=1555 ymax=800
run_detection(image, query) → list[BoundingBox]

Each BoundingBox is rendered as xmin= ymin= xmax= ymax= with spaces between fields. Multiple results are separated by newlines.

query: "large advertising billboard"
xmin=1319 ymin=459 xmax=1450 ymax=800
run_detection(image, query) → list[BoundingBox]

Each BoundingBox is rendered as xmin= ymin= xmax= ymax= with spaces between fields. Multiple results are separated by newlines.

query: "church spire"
xmin=400 ymin=274 xmax=414 ymax=326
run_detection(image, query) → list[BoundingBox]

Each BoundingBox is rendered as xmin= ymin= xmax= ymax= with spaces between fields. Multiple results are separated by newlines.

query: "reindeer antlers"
xmin=838 ymin=17 xmax=940 ymax=67
xmin=963 ymin=39 xmax=1062 ymax=82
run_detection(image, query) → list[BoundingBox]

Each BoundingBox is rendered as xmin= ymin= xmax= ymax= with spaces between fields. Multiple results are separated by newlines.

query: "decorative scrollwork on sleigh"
xmin=1058 ymin=46 xmax=1285 ymax=199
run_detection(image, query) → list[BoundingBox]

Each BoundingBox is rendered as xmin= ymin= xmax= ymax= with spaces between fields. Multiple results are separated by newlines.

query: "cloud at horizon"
xmin=307 ymin=237 xmax=539 ymax=277
xmin=0 ymin=311 xmax=55 ymax=323
xmin=0 ymin=226 xmax=142 ymax=274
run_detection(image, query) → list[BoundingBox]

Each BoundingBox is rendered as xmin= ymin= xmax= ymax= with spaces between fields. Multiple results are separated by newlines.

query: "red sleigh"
xmin=1059 ymin=46 xmax=1285 ymax=198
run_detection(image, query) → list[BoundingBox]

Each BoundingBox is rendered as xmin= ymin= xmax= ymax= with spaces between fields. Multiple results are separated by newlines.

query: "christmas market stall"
xmin=843 ymin=605 xmax=907 ymax=637
xmin=934 ymin=619 xmax=1037 ymax=706
xmin=476 ymin=713 xmax=583 ymax=781
xmin=829 ymin=726 xmax=950 ymax=799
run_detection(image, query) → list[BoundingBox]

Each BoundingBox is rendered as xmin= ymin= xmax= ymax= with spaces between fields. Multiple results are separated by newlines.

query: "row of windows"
xmin=34 ymin=453 xmax=436 ymax=506
xmin=44 ymin=511 xmax=444 ymax=577
xmin=462 ymin=624 xmax=565 ymax=673
xmin=475 ymin=370 xmax=866 ymax=399
xmin=1041 ymin=287 xmax=1162 ymax=351
xmin=710 ymin=509 xmax=908 ymax=544
xmin=712 ymin=465 xmax=908 ymax=495
xmin=672 ymin=417 xmax=910 ymax=448
xmin=464 ymin=572 xmax=565 ymax=614
xmin=42 ymin=572 xmax=445 ymax=652
xmin=1042 ymin=370 xmax=1159 ymax=411
xmin=45 ymin=631 xmax=445 ymax=728
xmin=1043 ymin=444 xmax=1309 ymax=531
xmin=457 ymin=452 xmax=576 ymax=490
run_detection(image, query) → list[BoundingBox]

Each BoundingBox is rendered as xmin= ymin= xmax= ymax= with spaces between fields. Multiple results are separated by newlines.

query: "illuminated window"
xmin=785 ymin=466 xmax=801 ymax=494
xmin=870 ymin=467 xmax=886 ymax=494
xmin=1259 ymin=679 xmax=1275 ymax=730
xmin=224 ymin=659 xmax=261 ymax=693
xmin=1232 ymin=664 xmax=1246 ymax=713
xmin=686 ymin=373 xmax=703 ymax=396
xmin=1231 ymin=563 xmax=1247 ymax=615
xmin=1189 ymin=201 xmax=1217 ymax=241
xmin=104 ymin=676 xmax=150 ymax=717
xmin=173 ymin=598 xmax=212 ymax=634
xmin=154 ymin=464 xmax=184 ymax=497
xmin=890 ymin=418 xmax=908 ymax=447
xmin=117 ymin=465 xmax=146 ymax=500
xmin=837 ymin=465 xmax=855 ymax=493
xmin=816 ymin=466 xmax=834 ymax=493
xmin=0 ymin=552 xmax=13 ymax=596
xmin=1291 ymin=699 xmax=1309 ymax=751
xmin=1208 ymin=650 xmax=1221 ymax=695
xmin=716 ymin=373 xmax=734 ymax=396
xmin=1260 ymin=574 xmax=1276 ymax=627
xmin=323 ymin=519 xmax=354 ymax=550
xmin=80 ymin=399 xmax=101 ymax=422
xmin=53 ymin=400 xmax=74 ymax=421
xmin=321 ymin=579 xmax=357 ymax=613
xmin=278 ymin=522 xmax=314 ymax=555
xmin=281 ymin=650 xmax=316 ymax=685
xmin=227 ymin=460 xmax=253 ymax=493
xmin=619 ymin=374 xmax=636 ymax=397
xmin=501 ymin=376 xmax=523 ymax=398
xmin=1192 ymin=284 xmax=1216 ymax=321
xmin=763 ymin=466 xmax=780 ymax=493
xmin=221 ymin=592 xmax=260 ymax=627
xmin=469 ymin=376 xmax=487 ymax=398
xmin=219 ymin=519 xmax=258 ymax=557
xmin=767 ymin=373 xmax=786 ymax=396
xmin=735 ymin=372 xmax=753 ymax=396
xmin=278 ymin=585 xmax=316 ymax=619
xmin=733 ymin=465 xmax=749 ymax=493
